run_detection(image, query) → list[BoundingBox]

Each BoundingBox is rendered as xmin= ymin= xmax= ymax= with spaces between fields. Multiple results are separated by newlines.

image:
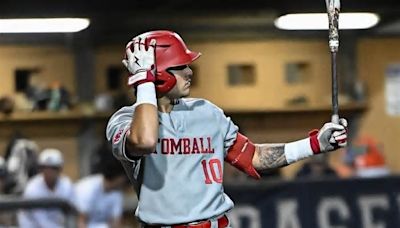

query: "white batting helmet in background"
xmin=38 ymin=148 xmax=63 ymax=167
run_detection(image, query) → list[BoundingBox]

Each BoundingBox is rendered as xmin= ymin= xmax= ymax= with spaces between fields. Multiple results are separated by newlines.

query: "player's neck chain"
xmin=170 ymin=99 xmax=179 ymax=105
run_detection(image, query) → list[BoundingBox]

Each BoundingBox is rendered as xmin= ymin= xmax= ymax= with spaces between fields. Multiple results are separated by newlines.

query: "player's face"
xmin=41 ymin=166 xmax=61 ymax=187
xmin=167 ymin=65 xmax=193 ymax=98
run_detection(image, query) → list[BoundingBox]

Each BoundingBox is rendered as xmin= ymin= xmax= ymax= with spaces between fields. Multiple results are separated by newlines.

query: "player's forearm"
xmin=252 ymin=120 xmax=348 ymax=172
xmin=252 ymin=136 xmax=322 ymax=171
xmin=126 ymin=81 xmax=159 ymax=155
xmin=252 ymin=144 xmax=288 ymax=171
xmin=129 ymin=104 xmax=159 ymax=153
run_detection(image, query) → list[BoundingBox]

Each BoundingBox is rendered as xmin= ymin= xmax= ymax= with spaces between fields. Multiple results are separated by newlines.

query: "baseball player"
xmin=106 ymin=30 xmax=348 ymax=228
xmin=17 ymin=148 xmax=75 ymax=228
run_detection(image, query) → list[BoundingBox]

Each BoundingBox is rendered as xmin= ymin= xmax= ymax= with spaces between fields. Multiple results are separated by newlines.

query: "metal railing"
xmin=0 ymin=196 xmax=77 ymax=228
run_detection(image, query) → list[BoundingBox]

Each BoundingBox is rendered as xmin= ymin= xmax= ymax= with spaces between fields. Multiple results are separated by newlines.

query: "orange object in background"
xmin=354 ymin=136 xmax=386 ymax=168
xmin=352 ymin=136 xmax=390 ymax=177
xmin=333 ymin=136 xmax=390 ymax=178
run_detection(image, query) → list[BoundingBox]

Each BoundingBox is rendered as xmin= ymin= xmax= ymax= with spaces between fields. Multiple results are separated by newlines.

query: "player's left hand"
xmin=122 ymin=38 xmax=157 ymax=87
xmin=309 ymin=118 xmax=348 ymax=153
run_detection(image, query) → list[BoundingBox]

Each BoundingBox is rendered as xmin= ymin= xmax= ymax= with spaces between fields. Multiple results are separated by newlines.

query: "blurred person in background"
xmin=296 ymin=154 xmax=338 ymax=179
xmin=0 ymin=157 xmax=14 ymax=228
xmin=89 ymin=140 xmax=113 ymax=175
xmin=46 ymin=81 xmax=71 ymax=111
xmin=26 ymin=80 xmax=72 ymax=111
xmin=4 ymin=133 xmax=39 ymax=194
xmin=0 ymin=157 xmax=7 ymax=193
xmin=74 ymin=153 xmax=127 ymax=228
xmin=17 ymin=148 xmax=75 ymax=228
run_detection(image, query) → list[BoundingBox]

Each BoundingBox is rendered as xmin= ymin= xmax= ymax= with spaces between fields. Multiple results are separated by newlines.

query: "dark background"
xmin=1 ymin=0 xmax=400 ymax=44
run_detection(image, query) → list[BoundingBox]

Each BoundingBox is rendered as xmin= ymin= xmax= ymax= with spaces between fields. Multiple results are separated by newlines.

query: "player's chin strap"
xmin=225 ymin=133 xmax=261 ymax=179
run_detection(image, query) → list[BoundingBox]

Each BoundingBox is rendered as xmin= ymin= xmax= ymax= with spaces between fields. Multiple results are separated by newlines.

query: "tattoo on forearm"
xmin=256 ymin=144 xmax=288 ymax=170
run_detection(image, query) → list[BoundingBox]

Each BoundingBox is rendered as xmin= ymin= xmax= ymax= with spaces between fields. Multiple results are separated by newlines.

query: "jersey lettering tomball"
xmin=106 ymin=98 xmax=239 ymax=225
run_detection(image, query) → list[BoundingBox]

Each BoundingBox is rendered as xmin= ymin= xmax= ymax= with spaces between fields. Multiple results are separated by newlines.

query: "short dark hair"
xmin=99 ymin=155 xmax=126 ymax=180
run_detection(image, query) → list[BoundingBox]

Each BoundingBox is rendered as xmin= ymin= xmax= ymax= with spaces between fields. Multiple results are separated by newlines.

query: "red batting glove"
xmin=309 ymin=118 xmax=348 ymax=154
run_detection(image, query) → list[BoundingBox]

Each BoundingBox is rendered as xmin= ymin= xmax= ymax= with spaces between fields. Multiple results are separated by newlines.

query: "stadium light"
xmin=0 ymin=18 xmax=90 ymax=33
xmin=274 ymin=13 xmax=379 ymax=30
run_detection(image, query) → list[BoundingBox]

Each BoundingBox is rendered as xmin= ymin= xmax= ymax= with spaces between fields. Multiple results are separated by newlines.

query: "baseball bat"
xmin=325 ymin=0 xmax=340 ymax=124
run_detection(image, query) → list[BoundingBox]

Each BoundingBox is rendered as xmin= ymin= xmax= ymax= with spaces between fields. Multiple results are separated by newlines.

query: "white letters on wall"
xmin=358 ymin=194 xmax=389 ymax=228
xmin=229 ymin=205 xmax=261 ymax=228
xmin=277 ymin=199 xmax=301 ymax=228
xmin=317 ymin=196 xmax=350 ymax=228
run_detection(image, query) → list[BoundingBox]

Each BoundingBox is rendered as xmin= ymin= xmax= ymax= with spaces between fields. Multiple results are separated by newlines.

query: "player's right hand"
xmin=309 ymin=118 xmax=348 ymax=153
xmin=122 ymin=38 xmax=157 ymax=87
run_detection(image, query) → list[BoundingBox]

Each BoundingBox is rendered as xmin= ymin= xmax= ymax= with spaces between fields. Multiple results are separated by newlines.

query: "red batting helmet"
xmin=130 ymin=30 xmax=201 ymax=94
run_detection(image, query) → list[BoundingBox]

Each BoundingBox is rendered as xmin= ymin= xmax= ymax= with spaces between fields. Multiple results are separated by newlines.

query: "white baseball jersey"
xmin=17 ymin=174 xmax=75 ymax=228
xmin=74 ymin=174 xmax=123 ymax=228
xmin=106 ymin=98 xmax=239 ymax=224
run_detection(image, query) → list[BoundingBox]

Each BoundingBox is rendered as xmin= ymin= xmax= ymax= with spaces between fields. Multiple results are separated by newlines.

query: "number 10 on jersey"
xmin=201 ymin=158 xmax=223 ymax=184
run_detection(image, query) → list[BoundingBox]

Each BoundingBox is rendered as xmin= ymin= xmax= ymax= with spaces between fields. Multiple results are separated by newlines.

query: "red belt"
xmin=143 ymin=215 xmax=229 ymax=228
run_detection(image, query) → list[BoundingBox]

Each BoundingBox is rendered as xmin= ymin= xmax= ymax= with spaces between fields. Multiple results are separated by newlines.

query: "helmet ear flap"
xmin=155 ymin=70 xmax=177 ymax=94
